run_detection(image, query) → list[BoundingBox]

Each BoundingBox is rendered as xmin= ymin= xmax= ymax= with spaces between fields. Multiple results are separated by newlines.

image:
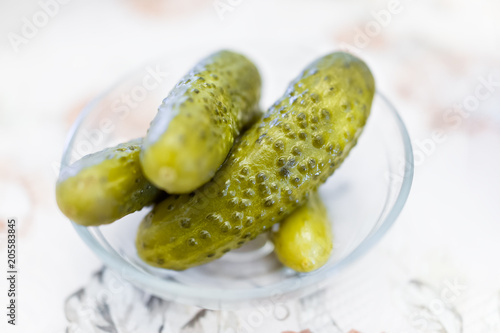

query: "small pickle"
xmin=140 ymin=50 xmax=262 ymax=193
xmin=56 ymin=138 xmax=163 ymax=226
xmin=136 ymin=52 xmax=375 ymax=270
xmin=272 ymin=192 xmax=332 ymax=272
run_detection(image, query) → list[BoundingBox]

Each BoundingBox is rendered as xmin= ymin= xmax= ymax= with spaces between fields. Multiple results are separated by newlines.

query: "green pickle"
xmin=136 ymin=52 xmax=375 ymax=270
xmin=140 ymin=50 xmax=262 ymax=193
xmin=272 ymin=192 xmax=332 ymax=272
xmin=56 ymin=138 xmax=163 ymax=226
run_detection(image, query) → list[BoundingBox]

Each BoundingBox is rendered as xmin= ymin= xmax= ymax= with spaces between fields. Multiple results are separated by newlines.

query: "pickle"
xmin=56 ymin=138 xmax=163 ymax=226
xmin=140 ymin=50 xmax=262 ymax=193
xmin=272 ymin=192 xmax=332 ymax=272
xmin=136 ymin=52 xmax=374 ymax=270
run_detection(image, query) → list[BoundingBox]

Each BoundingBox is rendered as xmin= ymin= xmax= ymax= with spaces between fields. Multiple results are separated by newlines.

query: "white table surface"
xmin=1 ymin=0 xmax=499 ymax=332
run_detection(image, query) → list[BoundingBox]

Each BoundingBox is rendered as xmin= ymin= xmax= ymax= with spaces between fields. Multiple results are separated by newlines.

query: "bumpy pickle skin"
xmin=56 ymin=138 xmax=163 ymax=226
xmin=272 ymin=192 xmax=332 ymax=273
xmin=136 ymin=52 xmax=375 ymax=270
xmin=140 ymin=50 xmax=262 ymax=193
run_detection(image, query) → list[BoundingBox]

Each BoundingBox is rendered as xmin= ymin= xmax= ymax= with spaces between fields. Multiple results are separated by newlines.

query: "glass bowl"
xmin=60 ymin=50 xmax=413 ymax=309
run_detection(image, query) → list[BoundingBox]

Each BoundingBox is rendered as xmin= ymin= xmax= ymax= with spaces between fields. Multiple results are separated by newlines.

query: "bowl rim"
xmin=62 ymin=89 xmax=414 ymax=305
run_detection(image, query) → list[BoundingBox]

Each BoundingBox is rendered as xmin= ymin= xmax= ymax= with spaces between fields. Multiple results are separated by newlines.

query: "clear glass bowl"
xmin=60 ymin=51 xmax=413 ymax=309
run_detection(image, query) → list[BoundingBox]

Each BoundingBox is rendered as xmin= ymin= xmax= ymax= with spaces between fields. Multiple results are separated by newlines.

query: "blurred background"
xmin=0 ymin=0 xmax=499 ymax=332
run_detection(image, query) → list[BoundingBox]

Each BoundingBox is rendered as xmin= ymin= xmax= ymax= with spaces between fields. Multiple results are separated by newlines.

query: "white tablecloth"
xmin=1 ymin=0 xmax=499 ymax=332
